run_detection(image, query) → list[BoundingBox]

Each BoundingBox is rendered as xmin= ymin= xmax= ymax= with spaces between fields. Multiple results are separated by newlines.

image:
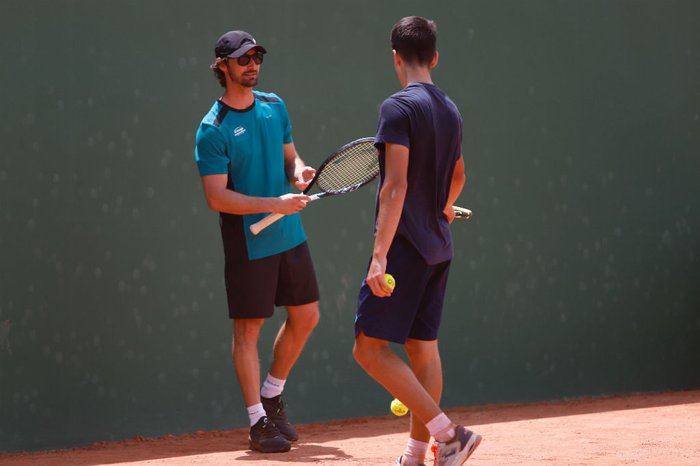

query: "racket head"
xmin=305 ymin=137 xmax=379 ymax=195
xmin=453 ymin=206 xmax=473 ymax=219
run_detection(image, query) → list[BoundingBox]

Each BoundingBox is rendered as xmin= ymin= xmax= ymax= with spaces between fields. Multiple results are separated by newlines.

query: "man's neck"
xmin=402 ymin=67 xmax=433 ymax=88
xmin=220 ymin=85 xmax=255 ymax=110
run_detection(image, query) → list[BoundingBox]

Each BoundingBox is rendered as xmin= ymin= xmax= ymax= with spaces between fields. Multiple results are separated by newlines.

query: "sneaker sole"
xmin=465 ymin=434 xmax=481 ymax=461
xmin=277 ymin=426 xmax=299 ymax=442
xmin=248 ymin=439 xmax=292 ymax=453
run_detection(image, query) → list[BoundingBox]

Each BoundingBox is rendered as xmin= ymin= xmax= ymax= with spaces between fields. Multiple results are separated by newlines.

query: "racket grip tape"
xmin=250 ymin=212 xmax=285 ymax=235
xmin=249 ymin=194 xmax=323 ymax=236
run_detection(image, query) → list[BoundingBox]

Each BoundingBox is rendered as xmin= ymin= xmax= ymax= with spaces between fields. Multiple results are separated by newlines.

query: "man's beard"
xmin=235 ymin=72 xmax=258 ymax=88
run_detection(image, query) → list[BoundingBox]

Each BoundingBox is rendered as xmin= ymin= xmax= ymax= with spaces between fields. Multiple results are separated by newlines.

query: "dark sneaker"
xmin=433 ymin=425 xmax=481 ymax=466
xmin=262 ymin=395 xmax=299 ymax=442
xmin=248 ymin=416 xmax=291 ymax=453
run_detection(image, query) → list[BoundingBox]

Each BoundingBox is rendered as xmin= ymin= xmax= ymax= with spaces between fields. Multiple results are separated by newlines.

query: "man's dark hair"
xmin=210 ymin=60 xmax=226 ymax=87
xmin=391 ymin=16 xmax=437 ymax=66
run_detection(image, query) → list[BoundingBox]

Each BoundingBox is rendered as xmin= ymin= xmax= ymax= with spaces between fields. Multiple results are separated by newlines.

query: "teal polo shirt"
xmin=195 ymin=91 xmax=306 ymax=260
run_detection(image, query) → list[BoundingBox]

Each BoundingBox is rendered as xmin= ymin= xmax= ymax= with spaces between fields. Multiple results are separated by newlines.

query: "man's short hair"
xmin=391 ymin=16 xmax=437 ymax=66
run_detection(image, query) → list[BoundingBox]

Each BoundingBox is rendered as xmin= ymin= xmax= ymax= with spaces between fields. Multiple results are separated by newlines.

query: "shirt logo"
xmin=233 ymin=126 xmax=246 ymax=137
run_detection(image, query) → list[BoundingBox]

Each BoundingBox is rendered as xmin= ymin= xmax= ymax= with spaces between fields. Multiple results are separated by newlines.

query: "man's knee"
xmin=287 ymin=302 xmax=320 ymax=334
xmin=405 ymin=338 xmax=439 ymax=365
xmin=233 ymin=318 xmax=264 ymax=345
xmin=353 ymin=332 xmax=385 ymax=367
xmin=352 ymin=339 xmax=363 ymax=365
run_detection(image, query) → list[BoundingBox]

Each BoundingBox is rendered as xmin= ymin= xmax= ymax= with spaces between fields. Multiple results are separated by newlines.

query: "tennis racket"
xmin=453 ymin=206 xmax=473 ymax=219
xmin=250 ymin=137 xmax=379 ymax=235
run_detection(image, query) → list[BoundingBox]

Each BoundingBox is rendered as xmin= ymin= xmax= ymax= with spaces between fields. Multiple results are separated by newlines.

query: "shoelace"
xmin=269 ymin=399 xmax=286 ymax=417
xmin=260 ymin=420 xmax=283 ymax=438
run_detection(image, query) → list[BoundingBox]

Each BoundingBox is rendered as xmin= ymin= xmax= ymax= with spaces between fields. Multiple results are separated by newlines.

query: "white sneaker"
xmin=433 ymin=426 xmax=481 ymax=466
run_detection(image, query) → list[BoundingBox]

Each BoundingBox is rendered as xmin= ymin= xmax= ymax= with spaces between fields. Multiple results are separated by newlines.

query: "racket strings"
xmin=316 ymin=142 xmax=379 ymax=194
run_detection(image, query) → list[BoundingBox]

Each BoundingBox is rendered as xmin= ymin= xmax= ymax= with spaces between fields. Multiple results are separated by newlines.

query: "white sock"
xmin=260 ymin=374 xmax=286 ymax=399
xmin=402 ymin=438 xmax=430 ymax=465
xmin=247 ymin=403 xmax=266 ymax=426
xmin=426 ymin=413 xmax=455 ymax=442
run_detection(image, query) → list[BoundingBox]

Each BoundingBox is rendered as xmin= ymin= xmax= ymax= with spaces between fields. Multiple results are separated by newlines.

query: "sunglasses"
xmin=230 ymin=52 xmax=264 ymax=66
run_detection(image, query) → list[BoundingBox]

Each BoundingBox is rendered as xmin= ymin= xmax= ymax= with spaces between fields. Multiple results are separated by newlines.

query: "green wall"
xmin=2 ymin=0 xmax=699 ymax=452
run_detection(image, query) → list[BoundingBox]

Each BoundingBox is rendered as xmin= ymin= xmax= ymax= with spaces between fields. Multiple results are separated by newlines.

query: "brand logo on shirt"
xmin=233 ymin=126 xmax=246 ymax=137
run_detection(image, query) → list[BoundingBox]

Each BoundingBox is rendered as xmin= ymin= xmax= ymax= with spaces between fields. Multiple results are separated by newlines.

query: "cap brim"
xmin=226 ymin=44 xmax=267 ymax=58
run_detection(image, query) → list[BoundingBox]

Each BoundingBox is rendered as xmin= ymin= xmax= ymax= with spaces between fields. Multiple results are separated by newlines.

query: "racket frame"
xmin=249 ymin=137 xmax=378 ymax=235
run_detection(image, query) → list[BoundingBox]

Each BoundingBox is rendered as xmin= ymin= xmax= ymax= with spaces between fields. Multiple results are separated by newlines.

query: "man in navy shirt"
xmin=353 ymin=17 xmax=481 ymax=466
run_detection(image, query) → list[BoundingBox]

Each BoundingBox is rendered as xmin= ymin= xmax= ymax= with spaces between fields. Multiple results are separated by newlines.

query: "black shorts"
xmin=223 ymin=241 xmax=320 ymax=319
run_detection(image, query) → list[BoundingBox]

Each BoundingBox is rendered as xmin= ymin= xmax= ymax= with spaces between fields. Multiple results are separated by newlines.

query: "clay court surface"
xmin=2 ymin=389 xmax=698 ymax=465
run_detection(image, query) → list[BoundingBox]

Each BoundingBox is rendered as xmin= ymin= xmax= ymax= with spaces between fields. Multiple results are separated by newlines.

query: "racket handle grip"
xmin=250 ymin=212 xmax=285 ymax=235
xmin=249 ymin=194 xmax=323 ymax=236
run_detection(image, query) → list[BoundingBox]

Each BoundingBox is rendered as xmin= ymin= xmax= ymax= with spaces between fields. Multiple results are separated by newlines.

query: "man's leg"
xmin=232 ymin=318 xmax=265 ymax=406
xmin=397 ymin=338 xmax=443 ymax=465
xmin=353 ymin=332 xmax=443 ymax=426
xmin=405 ymin=338 xmax=443 ymax=442
xmin=355 ymin=332 xmax=481 ymax=466
xmin=232 ymin=318 xmax=290 ymax=453
xmin=269 ymin=301 xmax=320 ymax=379
xmin=261 ymin=301 xmax=319 ymax=442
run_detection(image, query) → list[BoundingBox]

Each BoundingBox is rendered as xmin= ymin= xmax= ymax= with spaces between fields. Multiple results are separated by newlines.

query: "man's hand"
xmin=366 ymin=256 xmax=393 ymax=298
xmin=443 ymin=206 xmax=456 ymax=224
xmin=294 ymin=166 xmax=316 ymax=192
xmin=275 ymin=193 xmax=311 ymax=214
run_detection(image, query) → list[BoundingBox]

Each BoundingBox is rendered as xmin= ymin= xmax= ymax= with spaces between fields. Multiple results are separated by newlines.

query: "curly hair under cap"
xmin=210 ymin=57 xmax=227 ymax=87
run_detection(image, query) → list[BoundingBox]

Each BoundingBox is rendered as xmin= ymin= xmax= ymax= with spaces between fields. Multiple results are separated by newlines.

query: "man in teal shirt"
xmin=195 ymin=30 xmax=320 ymax=453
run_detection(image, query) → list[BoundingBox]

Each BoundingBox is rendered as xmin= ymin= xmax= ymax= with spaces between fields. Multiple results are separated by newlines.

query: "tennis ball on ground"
xmin=384 ymin=273 xmax=396 ymax=290
xmin=390 ymin=398 xmax=408 ymax=416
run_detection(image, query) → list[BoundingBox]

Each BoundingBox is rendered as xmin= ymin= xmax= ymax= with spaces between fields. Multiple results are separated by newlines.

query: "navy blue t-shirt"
xmin=374 ymin=82 xmax=463 ymax=265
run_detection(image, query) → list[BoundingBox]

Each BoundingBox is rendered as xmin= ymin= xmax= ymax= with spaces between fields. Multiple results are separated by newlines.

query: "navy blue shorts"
xmin=354 ymin=235 xmax=451 ymax=344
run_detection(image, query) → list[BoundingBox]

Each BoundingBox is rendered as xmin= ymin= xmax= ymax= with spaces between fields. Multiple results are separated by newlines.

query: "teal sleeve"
xmin=279 ymin=97 xmax=293 ymax=144
xmin=195 ymin=124 xmax=229 ymax=176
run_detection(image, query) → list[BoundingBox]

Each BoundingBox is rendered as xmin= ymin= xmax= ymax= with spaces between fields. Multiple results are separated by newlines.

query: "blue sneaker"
xmin=433 ymin=426 xmax=481 ymax=465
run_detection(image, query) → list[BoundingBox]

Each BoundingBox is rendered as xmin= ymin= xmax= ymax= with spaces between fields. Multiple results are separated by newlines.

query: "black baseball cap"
xmin=214 ymin=30 xmax=267 ymax=58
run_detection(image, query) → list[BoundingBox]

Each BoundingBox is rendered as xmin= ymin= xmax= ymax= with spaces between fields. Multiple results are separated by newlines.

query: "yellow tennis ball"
xmin=390 ymin=398 xmax=408 ymax=416
xmin=384 ymin=273 xmax=396 ymax=290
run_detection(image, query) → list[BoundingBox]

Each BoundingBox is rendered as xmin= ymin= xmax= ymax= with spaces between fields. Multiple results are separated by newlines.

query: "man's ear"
xmin=394 ymin=49 xmax=407 ymax=67
xmin=430 ymin=51 xmax=439 ymax=69
xmin=215 ymin=58 xmax=227 ymax=74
